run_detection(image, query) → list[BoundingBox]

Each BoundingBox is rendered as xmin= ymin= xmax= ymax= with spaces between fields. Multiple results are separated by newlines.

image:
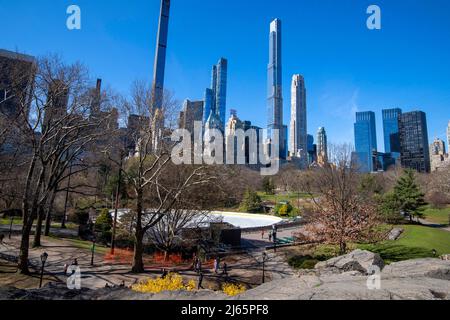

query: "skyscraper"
xmin=151 ymin=0 xmax=171 ymax=113
xmin=399 ymin=111 xmax=430 ymax=173
xmin=382 ymin=108 xmax=402 ymax=160
xmin=430 ymin=138 xmax=446 ymax=156
xmin=267 ymin=19 xmax=285 ymax=159
xmin=0 ymin=49 xmax=35 ymax=120
xmin=289 ymin=75 xmax=307 ymax=167
xmin=204 ymin=58 xmax=228 ymax=131
xmin=43 ymin=79 xmax=69 ymax=133
xmin=317 ymin=127 xmax=328 ymax=165
xmin=179 ymin=99 xmax=204 ymax=134
xmin=354 ymin=111 xmax=377 ymax=172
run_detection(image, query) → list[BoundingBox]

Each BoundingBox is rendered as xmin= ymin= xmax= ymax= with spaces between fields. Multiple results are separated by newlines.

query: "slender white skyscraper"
xmin=267 ymin=19 xmax=286 ymax=159
xmin=289 ymin=75 xmax=307 ymax=168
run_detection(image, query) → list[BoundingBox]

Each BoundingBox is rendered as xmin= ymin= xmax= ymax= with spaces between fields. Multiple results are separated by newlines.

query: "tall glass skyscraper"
xmin=151 ymin=0 xmax=170 ymax=113
xmin=317 ymin=127 xmax=328 ymax=163
xmin=399 ymin=111 xmax=431 ymax=173
xmin=203 ymin=58 xmax=227 ymax=131
xmin=289 ymin=74 xmax=307 ymax=167
xmin=382 ymin=108 xmax=402 ymax=160
xmin=267 ymin=19 xmax=285 ymax=159
xmin=354 ymin=111 xmax=377 ymax=172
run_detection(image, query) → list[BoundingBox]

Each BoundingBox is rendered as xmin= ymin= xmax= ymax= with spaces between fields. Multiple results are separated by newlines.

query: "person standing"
xmin=261 ymin=230 xmax=265 ymax=239
xmin=268 ymin=231 xmax=272 ymax=242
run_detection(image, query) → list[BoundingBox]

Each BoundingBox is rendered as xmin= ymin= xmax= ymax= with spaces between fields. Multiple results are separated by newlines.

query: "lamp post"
xmin=8 ymin=216 xmax=13 ymax=239
xmin=91 ymin=238 xmax=96 ymax=266
xmin=39 ymin=252 xmax=48 ymax=288
xmin=262 ymin=251 xmax=267 ymax=284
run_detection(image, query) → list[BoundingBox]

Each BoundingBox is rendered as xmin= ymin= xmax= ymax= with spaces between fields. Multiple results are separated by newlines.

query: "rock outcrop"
xmin=314 ymin=249 xmax=385 ymax=274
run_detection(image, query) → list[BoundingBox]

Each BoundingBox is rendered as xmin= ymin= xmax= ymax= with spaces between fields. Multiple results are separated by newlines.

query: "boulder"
xmin=388 ymin=228 xmax=404 ymax=240
xmin=315 ymin=249 xmax=385 ymax=274
xmin=382 ymin=258 xmax=450 ymax=280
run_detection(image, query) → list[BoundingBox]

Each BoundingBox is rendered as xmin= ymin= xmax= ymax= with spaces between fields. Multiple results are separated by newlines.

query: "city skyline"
xmin=1 ymin=0 xmax=449 ymax=149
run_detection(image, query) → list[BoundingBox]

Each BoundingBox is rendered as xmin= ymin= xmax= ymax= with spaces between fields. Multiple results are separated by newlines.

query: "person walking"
xmin=268 ymin=231 xmax=272 ymax=242
xmin=261 ymin=230 xmax=265 ymax=239
xmin=222 ymin=262 xmax=228 ymax=276
xmin=196 ymin=259 xmax=202 ymax=274
xmin=197 ymin=272 xmax=204 ymax=290
xmin=213 ymin=258 xmax=219 ymax=274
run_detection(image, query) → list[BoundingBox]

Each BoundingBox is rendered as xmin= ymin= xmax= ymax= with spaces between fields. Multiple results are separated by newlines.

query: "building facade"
xmin=289 ymin=74 xmax=307 ymax=168
xmin=399 ymin=111 xmax=430 ymax=173
xmin=382 ymin=108 xmax=402 ymax=160
xmin=0 ymin=49 xmax=36 ymax=120
xmin=179 ymin=99 xmax=204 ymax=134
xmin=430 ymin=137 xmax=449 ymax=172
xmin=354 ymin=111 xmax=377 ymax=172
xmin=317 ymin=127 xmax=328 ymax=165
xmin=203 ymin=58 xmax=228 ymax=131
xmin=267 ymin=19 xmax=286 ymax=159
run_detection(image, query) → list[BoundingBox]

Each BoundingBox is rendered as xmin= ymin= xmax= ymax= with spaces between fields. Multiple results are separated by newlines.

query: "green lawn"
xmin=48 ymin=235 xmax=110 ymax=254
xmin=422 ymin=206 xmax=450 ymax=225
xmin=257 ymin=192 xmax=312 ymax=203
xmin=359 ymin=225 xmax=450 ymax=263
xmin=0 ymin=218 xmax=78 ymax=230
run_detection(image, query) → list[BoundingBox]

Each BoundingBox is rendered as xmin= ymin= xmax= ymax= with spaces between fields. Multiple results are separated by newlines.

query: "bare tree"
xmin=300 ymin=144 xmax=382 ymax=254
xmin=112 ymin=81 xmax=215 ymax=273
xmin=6 ymin=55 xmax=117 ymax=273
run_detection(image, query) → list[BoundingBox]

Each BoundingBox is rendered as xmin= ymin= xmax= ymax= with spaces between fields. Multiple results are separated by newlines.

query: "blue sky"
xmin=1 ymin=0 xmax=450 ymax=150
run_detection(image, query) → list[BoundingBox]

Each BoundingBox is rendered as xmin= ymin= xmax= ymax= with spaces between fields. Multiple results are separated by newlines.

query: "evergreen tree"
xmin=262 ymin=177 xmax=275 ymax=195
xmin=240 ymin=189 xmax=262 ymax=213
xmin=393 ymin=169 xmax=427 ymax=222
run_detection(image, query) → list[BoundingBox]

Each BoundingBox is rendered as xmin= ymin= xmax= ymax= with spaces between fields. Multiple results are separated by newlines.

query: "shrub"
xmin=288 ymin=255 xmax=319 ymax=269
xmin=222 ymin=283 xmax=246 ymax=296
xmin=274 ymin=202 xmax=294 ymax=217
xmin=68 ymin=208 xmax=90 ymax=225
xmin=95 ymin=208 xmax=113 ymax=243
xmin=132 ymin=273 xmax=196 ymax=294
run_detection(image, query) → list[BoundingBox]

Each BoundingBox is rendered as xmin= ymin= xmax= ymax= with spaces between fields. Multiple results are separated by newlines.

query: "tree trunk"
xmin=17 ymin=207 xmax=37 ymax=274
xmin=44 ymin=191 xmax=56 ymax=236
xmin=339 ymin=241 xmax=347 ymax=255
xmin=131 ymin=188 xmax=145 ymax=273
xmin=18 ymin=154 xmax=37 ymax=274
xmin=132 ymin=229 xmax=145 ymax=273
xmin=33 ymin=206 xmax=45 ymax=247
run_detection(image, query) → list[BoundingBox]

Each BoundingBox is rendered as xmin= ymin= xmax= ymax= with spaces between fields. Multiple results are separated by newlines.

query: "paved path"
xmin=0 ymin=233 xmax=297 ymax=290
xmin=418 ymin=219 xmax=450 ymax=232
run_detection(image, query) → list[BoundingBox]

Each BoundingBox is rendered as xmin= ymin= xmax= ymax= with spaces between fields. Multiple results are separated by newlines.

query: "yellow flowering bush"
xmin=222 ymin=283 xmax=246 ymax=296
xmin=132 ymin=273 xmax=196 ymax=294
